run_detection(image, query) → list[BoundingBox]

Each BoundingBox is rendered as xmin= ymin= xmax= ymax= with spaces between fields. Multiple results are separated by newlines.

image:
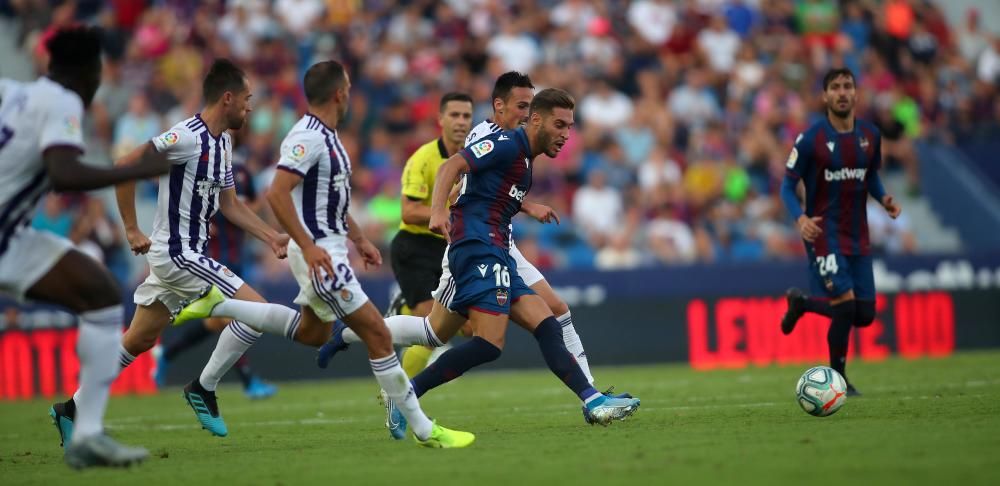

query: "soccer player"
xmin=392 ymin=92 xmax=473 ymax=377
xmin=49 ymin=59 xmax=301 ymax=440
xmin=779 ymin=67 xmax=902 ymax=396
xmin=154 ymin=160 xmax=278 ymax=400
xmin=0 ymin=27 xmax=169 ymax=468
xmin=177 ymin=60 xmax=474 ymax=447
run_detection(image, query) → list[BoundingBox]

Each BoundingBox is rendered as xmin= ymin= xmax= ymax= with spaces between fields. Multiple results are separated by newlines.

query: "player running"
xmin=779 ymin=67 xmax=902 ymax=396
xmin=175 ymin=60 xmax=474 ymax=448
xmin=390 ymin=92 xmax=473 ymax=376
xmin=1 ymin=27 xmax=170 ymax=468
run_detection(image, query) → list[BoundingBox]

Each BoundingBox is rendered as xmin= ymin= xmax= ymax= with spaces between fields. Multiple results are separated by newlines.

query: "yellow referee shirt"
xmin=399 ymin=138 xmax=450 ymax=238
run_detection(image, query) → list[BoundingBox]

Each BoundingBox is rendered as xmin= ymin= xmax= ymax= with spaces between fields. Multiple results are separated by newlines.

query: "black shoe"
xmin=384 ymin=288 xmax=406 ymax=318
xmin=183 ymin=380 xmax=228 ymax=436
xmin=781 ymin=288 xmax=806 ymax=335
xmin=50 ymin=399 xmax=76 ymax=449
xmin=846 ymin=383 xmax=862 ymax=397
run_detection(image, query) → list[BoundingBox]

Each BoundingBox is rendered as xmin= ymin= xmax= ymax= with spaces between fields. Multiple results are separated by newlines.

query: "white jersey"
xmin=465 ymin=119 xmax=501 ymax=147
xmin=0 ymin=77 xmax=85 ymax=255
xmin=148 ymin=115 xmax=235 ymax=256
xmin=276 ymin=114 xmax=352 ymax=240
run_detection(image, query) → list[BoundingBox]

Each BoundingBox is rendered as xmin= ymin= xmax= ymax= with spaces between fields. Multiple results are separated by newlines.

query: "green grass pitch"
xmin=2 ymin=351 xmax=999 ymax=485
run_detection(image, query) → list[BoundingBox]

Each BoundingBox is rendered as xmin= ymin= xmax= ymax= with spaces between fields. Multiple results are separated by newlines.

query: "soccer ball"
xmin=795 ymin=366 xmax=847 ymax=417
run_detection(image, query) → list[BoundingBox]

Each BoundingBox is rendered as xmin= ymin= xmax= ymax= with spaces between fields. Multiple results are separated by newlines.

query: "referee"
xmin=391 ymin=92 xmax=473 ymax=377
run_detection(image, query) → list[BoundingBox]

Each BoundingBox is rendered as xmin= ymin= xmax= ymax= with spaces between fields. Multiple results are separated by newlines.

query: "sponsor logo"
xmin=824 ymin=167 xmax=867 ymax=182
xmin=161 ymin=131 xmax=180 ymax=145
xmin=470 ymin=140 xmax=494 ymax=158
xmin=340 ymin=289 xmax=354 ymax=302
xmin=290 ymin=144 xmax=307 ymax=160
xmin=826 ymin=141 xmax=835 ymax=152
xmin=859 ymin=137 xmax=869 ymax=149
xmin=786 ymin=148 xmax=798 ymax=169
xmin=478 ymin=264 xmax=488 ymax=277
xmin=498 ymin=134 xmax=510 ymax=141
xmin=496 ymin=289 xmax=509 ymax=306
xmin=508 ymin=185 xmax=526 ymax=201
xmin=795 ymin=133 xmax=803 ymax=144
xmin=195 ymin=179 xmax=224 ymax=197
xmin=524 ymin=157 xmax=530 ymax=169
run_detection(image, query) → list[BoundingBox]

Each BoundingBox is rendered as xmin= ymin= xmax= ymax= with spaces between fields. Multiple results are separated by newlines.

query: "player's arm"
xmin=219 ymin=187 xmax=288 ymax=259
xmin=781 ymin=134 xmax=822 ymax=242
xmin=346 ymin=212 xmax=382 ymax=270
xmin=520 ymin=201 xmax=560 ymax=225
xmin=107 ymin=142 xmax=169 ymax=254
xmin=866 ymin=134 xmax=901 ymax=219
xmin=267 ymin=168 xmax=334 ymax=277
xmin=400 ymin=153 xmax=432 ymax=225
xmin=429 ymin=153 xmax=471 ymax=240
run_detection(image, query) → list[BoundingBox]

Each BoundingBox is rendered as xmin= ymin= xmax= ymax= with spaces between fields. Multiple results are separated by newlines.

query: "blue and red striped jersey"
xmin=450 ymin=127 xmax=533 ymax=249
xmin=206 ymin=163 xmax=255 ymax=266
xmin=785 ymin=117 xmax=882 ymax=256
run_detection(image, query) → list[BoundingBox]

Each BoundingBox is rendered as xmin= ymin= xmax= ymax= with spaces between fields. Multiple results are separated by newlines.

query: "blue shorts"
xmin=446 ymin=240 xmax=534 ymax=316
xmin=805 ymin=248 xmax=875 ymax=300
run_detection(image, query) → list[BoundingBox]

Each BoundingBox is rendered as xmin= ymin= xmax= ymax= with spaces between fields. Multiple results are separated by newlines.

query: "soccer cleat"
xmin=414 ymin=422 xmax=475 ymax=449
xmin=379 ymin=389 xmax=408 ymax=440
xmin=584 ymin=395 xmax=641 ymax=426
xmin=316 ymin=321 xmax=349 ymax=369
xmin=383 ymin=289 xmax=406 ymax=318
xmin=183 ymin=380 xmax=228 ymax=437
xmin=582 ymin=386 xmax=635 ymax=424
xmin=243 ymin=376 xmax=278 ymax=400
xmin=50 ymin=400 xmax=75 ymax=450
xmin=171 ymin=286 xmax=224 ymax=326
xmin=781 ymin=287 xmax=807 ymax=335
xmin=846 ymin=383 xmax=862 ymax=397
xmin=64 ymin=433 xmax=148 ymax=469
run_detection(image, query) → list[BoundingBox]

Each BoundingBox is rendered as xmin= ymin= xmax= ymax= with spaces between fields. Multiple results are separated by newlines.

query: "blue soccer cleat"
xmin=582 ymin=386 xmax=635 ymax=424
xmin=50 ymin=400 xmax=75 ymax=450
xmin=379 ymin=390 xmax=407 ymax=440
xmin=183 ymin=380 xmax=228 ymax=437
xmin=583 ymin=394 xmax=641 ymax=426
xmin=244 ymin=376 xmax=277 ymax=400
xmin=316 ymin=321 xmax=349 ymax=369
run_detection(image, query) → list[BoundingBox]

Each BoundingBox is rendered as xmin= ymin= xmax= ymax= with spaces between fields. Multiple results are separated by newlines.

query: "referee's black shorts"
xmin=390 ymin=230 xmax=448 ymax=308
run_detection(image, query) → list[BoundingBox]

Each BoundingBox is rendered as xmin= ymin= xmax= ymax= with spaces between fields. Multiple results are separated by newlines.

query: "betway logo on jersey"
xmin=508 ymin=185 xmax=526 ymax=201
xmin=825 ymin=167 xmax=867 ymax=182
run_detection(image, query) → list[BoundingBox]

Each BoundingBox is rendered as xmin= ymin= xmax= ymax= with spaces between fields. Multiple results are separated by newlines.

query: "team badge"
xmin=495 ymin=289 xmax=509 ymax=306
xmin=340 ymin=289 xmax=354 ymax=302
xmin=222 ymin=267 xmax=234 ymax=277
xmin=786 ymin=148 xmax=798 ymax=169
xmin=859 ymin=137 xmax=870 ymax=149
xmin=290 ymin=144 xmax=307 ymax=160
xmin=161 ymin=131 xmax=180 ymax=145
xmin=824 ymin=278 xmax=834 ymax=292
xmin=470 ymin=140 xmax=494 ymax=158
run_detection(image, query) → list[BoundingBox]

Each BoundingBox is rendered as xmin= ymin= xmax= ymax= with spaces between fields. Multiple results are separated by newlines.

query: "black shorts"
xmin=390 ymin=230 xmax=448 ymax=308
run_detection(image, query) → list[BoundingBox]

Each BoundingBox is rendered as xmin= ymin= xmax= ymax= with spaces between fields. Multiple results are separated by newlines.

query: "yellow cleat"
xmin=171 ymin=286 xmax=225 ymax=326
xmin=414 ymin=422 xmax=475 ymax=449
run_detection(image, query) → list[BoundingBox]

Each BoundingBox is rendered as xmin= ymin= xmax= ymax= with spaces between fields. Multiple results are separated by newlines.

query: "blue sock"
xmin=410 ymin=336 xmax=501 ymax=398
xmin=533 ymin=316 xmax=600 ymax=403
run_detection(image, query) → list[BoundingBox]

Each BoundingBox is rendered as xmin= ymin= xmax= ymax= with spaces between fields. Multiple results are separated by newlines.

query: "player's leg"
xmin=155 ymin=319 xmax=213 ymax=387
xmin=25 ymin=247 xmax=148 ymax=467
xmin=400 ymin=300 xmax=436 ymax=376
xmin=781 ymin=287 xmax=833 ymax=335
xmin=844 ymin=255 xmax=877 ymax=396
xmin=410 ymin=308 xmax=508 ymax=399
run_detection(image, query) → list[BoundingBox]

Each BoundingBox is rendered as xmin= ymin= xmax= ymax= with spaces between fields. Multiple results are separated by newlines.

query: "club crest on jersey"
xmin=470 ymin=140 xmax=494 ymax=158
xmin=495 ymin=289 xmax=509 ymax=306
xmin=222 ymin=266 xmax=234 ymax=277
xmin=161 ymin=131 xmax=180 ymax=145
xmin=340 ymin=289 xmax=354 ymax=302
xmin=824 ymin=278 xmax=834 ymax=292
xmin=290 ymin=144 xmax=307 ymax=160
xmin=859 ymin=137 xmax=870 ymax=149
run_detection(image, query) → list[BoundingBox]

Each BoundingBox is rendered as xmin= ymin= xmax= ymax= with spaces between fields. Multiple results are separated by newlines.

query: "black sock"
xmin=533 ymin=316 xmax=599 ymax=402
xmin=827 ymin=301 xmax=856 ymax=380
xmin=163 ymin=322 xmax=213 ymax=361
xmin=235 ymin=355 xmax=254 ymax=388
xmin=804 ymin=298 xmax=833 ymax=317
xmin=411 ymin=336 xmax=501 ymax=398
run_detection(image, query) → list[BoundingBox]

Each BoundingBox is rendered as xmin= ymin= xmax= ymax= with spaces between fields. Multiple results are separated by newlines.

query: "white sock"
xmin=210 ymin=299 xmax=301 ymax=340
xmin=344 ymin=315 xmax=444 ymax=347
xmin=370 ymin=354 xmax=433 ymax=440
xmin=72 ymin=342 xmax=134 ymax=403
xmin=558 ymin=311 xmax=594 ymax=385
xmin=72 ymin=305 xmax=124 ymax=441
xmin=198 ymin=321 xmax=260 ymax=391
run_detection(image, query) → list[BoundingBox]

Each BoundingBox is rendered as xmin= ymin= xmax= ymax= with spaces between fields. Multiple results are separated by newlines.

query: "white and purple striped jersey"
xmin=0 ymin=77 xmax=85 ymax=254
xmin=276 ymin=114 xmax=352 ymax=240
xmin=465 ymin=119 xmax=501 ymax=147
xmin=148 ymin=115 xmax=235 ymax=257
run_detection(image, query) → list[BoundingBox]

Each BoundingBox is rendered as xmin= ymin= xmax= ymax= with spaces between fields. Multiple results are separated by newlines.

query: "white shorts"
xmin=288 ymin=237 xmax=369 ymax=323
xmin=0 ymin=227 xmax=74 ymax=303
xmin=432 ymin=240 xmax=544 ymax=309
xmin=133 ymin=245 xmax=246 ymax=311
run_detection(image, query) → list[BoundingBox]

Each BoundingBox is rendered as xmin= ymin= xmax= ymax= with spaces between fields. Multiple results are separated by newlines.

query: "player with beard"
xmin=779 ymin=68 xmax=902 ymax=396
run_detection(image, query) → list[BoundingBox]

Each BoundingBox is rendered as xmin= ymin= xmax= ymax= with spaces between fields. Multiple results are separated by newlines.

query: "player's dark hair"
xmin=491 ymin=71 xmax=534 ymax=103
xmin=439 ymin=92 xmax=473 ymax=112
xmin=303 ymin=60 xmax=347 ymax=105
xmin=203 ymin=59 xmax=247 ymax=104
xmin=529 ymin=88 xmax=575 ymax=116
xmin=46 ymin=26 xmax=102 ymax=76
xmin=822 ymin=67 xmax=856 ymax=90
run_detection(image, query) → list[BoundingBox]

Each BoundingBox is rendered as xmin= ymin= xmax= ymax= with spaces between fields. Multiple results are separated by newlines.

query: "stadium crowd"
xmin=3 ymin=0 xmax=998 ymax=278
